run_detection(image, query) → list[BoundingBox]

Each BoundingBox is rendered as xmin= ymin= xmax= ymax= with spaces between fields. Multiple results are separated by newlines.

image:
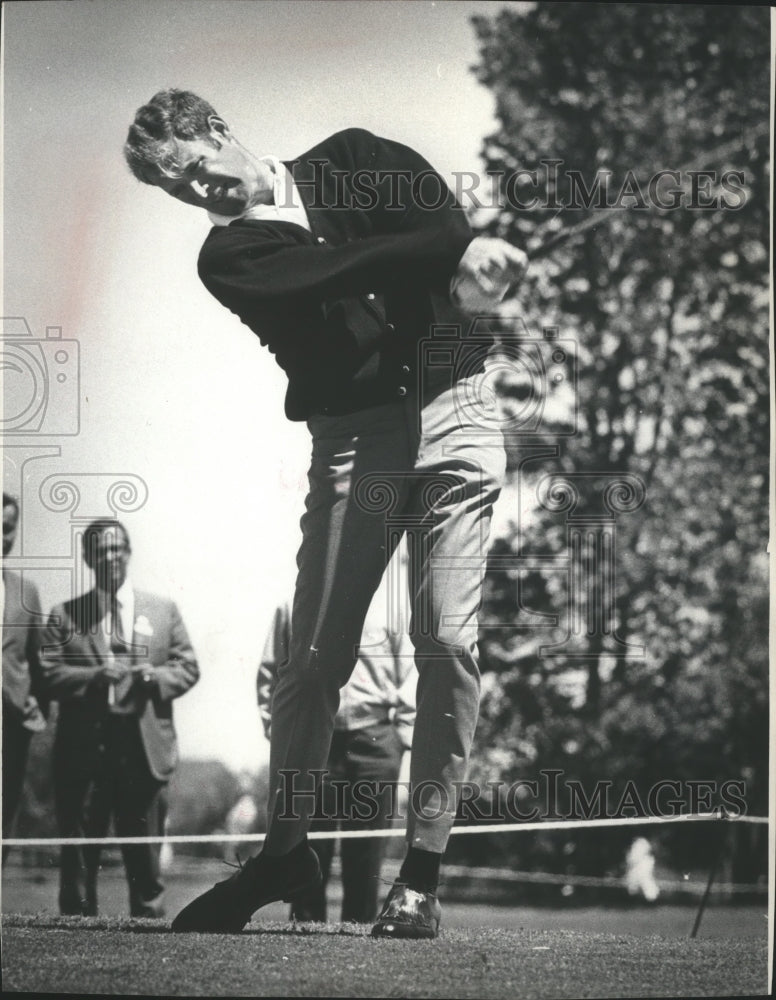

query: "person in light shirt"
xmin=41 ymin=519 xmax=199 ymax=917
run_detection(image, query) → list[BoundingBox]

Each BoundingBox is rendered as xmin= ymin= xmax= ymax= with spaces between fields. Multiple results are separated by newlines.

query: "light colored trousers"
xmin=266 ymin=378 xmax=506 ymax=855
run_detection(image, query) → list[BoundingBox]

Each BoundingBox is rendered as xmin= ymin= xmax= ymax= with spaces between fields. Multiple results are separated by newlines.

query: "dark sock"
xmin=399 ymin=847 xmax=442 ymax=893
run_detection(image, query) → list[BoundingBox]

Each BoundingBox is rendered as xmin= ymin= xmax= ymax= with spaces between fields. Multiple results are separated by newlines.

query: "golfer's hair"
xmin=82 ymin=519 xmax=131 ymax=560
xmin=3 ymin=492 xmax=20 ymax=516
xmin=124 ymin=89 xmax=220 ymax=183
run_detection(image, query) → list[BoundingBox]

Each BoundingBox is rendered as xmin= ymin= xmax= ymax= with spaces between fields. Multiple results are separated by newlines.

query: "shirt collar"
xmin=97 ymin=577 xmax=133 ymax=608
xmin=207 ymin=156 xmax=310 ymax=231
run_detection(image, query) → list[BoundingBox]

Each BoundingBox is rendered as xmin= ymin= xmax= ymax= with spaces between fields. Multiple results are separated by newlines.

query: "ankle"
xmin=399 ymin=846 xmax=442 ymax=894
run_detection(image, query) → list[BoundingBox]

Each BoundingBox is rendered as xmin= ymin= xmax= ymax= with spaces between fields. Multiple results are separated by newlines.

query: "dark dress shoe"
xmin=171 ymin=846 xmax=321 ymax=933
xmin=371 ymin=881 xmax=441 ymax=939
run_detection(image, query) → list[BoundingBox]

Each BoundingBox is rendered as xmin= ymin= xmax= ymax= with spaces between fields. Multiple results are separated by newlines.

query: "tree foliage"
xmin=459 ymin=2 xmax=769 ymax=878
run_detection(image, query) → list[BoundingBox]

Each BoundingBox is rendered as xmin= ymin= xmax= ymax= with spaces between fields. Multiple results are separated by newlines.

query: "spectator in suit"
xmin=2 ymin=493 xmax=47 ymax=865
xmin=41 ymin=519 xmax=199 ymax=917
xmin=258 ymin=565 xmax=415 ymax=923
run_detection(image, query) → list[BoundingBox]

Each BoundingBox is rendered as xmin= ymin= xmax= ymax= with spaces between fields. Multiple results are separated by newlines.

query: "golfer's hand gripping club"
xmin=452 ymin=236 xmax=529 ymax=315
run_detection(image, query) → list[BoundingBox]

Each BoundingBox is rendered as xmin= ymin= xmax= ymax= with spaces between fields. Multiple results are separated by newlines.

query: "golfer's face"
xmin=155 ymin=132 xmax=260 ymax=215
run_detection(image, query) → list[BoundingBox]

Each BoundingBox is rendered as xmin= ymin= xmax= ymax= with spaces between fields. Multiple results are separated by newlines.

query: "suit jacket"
xmin=41 ymin=589 xmax=199 ymax=781
xmin=198 ymin=128 xmax=478 ymax=420
xmin=2 ymin=569 xmax=48 ymax=723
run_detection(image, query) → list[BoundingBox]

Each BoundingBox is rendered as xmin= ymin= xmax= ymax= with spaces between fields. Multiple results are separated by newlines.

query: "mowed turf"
xmin=1 ymin=914 xmax=768 ymax=998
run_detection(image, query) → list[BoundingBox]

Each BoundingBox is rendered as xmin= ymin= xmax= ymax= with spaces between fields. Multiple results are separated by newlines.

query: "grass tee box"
xmin=1 ymin=915 xmax=768 ymax=998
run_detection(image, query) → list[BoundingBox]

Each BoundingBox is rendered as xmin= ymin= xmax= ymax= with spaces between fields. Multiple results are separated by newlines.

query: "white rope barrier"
xmin=437 ymin=863 xmax=767 ymax=894
xmin=2 ymin=811 xmax=768 ymax=847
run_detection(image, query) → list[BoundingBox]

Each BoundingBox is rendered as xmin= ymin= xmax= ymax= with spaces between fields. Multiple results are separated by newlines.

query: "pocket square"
xmin=134 ymin=615 xmax=154 ymax=637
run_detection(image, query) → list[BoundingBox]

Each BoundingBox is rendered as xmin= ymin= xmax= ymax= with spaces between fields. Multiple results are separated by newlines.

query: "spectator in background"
xmin=223 ymin=772 xmax=260 ymax=867
xmin=41 ymin=519 xmax=199 ymax=917
xmin=258 ymin=562 xmax=415 ymax=923
xmin=2 ymin=493 xmax=48 ymax=865
xmin=624 ymin=837 xmax=660 ymax=902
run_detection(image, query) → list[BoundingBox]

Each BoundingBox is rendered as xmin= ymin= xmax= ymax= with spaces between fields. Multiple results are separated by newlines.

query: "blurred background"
xmin=2 ymin=1 xmax=769 ymax=912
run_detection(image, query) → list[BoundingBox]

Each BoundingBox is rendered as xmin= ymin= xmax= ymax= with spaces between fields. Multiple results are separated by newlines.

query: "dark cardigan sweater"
xmin=197 ymin=128 xmax=478 ymax=419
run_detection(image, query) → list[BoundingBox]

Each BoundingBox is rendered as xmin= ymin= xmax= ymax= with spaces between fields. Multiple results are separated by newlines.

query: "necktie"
xmin=110 ymin=595 xmax=128 ymax=654
xmin=108 ymin=594 xmax=133 ymax=712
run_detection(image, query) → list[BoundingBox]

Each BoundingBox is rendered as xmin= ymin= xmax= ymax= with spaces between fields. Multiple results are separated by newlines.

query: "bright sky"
xmin=2 ymin=0 xmax=529 ymax=770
